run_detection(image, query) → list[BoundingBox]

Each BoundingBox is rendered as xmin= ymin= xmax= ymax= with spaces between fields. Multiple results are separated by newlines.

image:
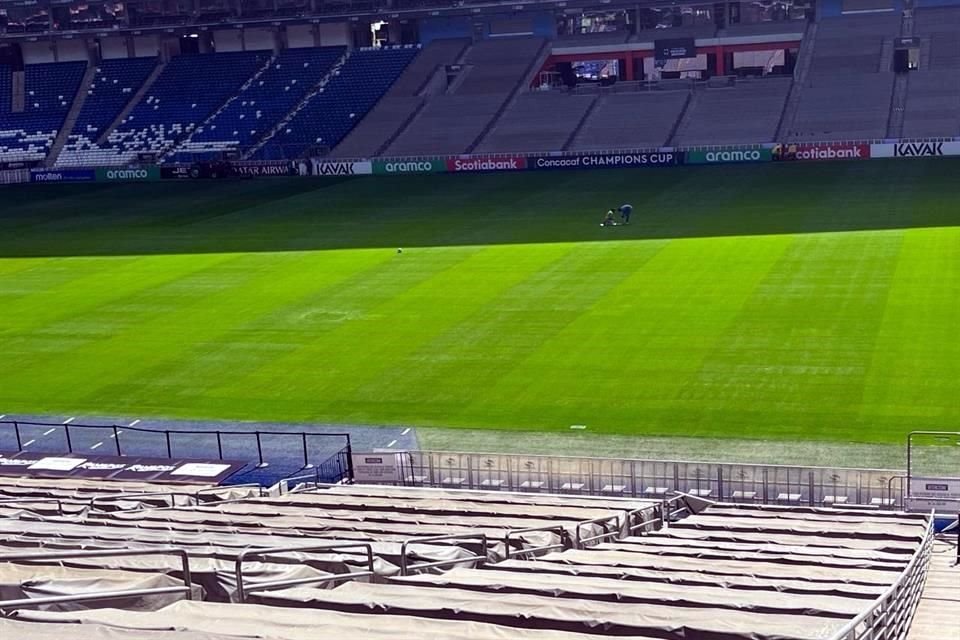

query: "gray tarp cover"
xmin=673 ymin=514 xmax=925 ymax=541
xmin=531 ymin=548 xmax=902 ymax=584
xmin=251 ymin=581 xmax=846 ymax=640
xmin=489 ymin=558 xmax=887 ymax=597
xmin=0 ymin=563 xmax=202 ymax=610
xmin=613 ymin=534 xmax=913 ymax=563
xmin=323 ymin=484 xmax=657 ymax=512
xmin=0 ymin=619 xmax=284 ymax=640
xmin=388 ymin=567 xmax=866 ymax=617
xmin=13 ymin=600 xmax=668 ymax=640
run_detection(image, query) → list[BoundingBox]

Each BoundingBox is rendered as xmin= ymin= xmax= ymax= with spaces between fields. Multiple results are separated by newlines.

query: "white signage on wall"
xmin=906 ymin=476 xmax=960 ymax=513
xmin=351 ymin=452 xmax=403 ymax=483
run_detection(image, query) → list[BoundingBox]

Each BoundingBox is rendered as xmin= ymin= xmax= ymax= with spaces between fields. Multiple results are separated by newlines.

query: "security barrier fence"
xmin=396 ymin=450 xmax=907 ymax=509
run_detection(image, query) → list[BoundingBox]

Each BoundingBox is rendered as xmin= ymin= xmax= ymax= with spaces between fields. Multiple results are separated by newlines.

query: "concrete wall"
xmin=99 ymin=36 xmax=130 ymax=60
xmin=287 ymin=24 xmax=315 ymax=48
xmin=133 ymin=35 xmax=161 ymax=58
xmin=21 ymin=41 xmax=56 ymax=64
xmin=244 ymin=27 xmax=274 ymax=51
xmin=56 ymin=39 xmax=89 ymax=62
xmin=214 ymin=29 xmax=243 ymax=52
xmin=318 ymin=22 xmax=350 ymax=46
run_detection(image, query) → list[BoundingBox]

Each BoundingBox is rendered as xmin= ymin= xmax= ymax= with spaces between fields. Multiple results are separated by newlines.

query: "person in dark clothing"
xmin=619 ymin=203 xmax=633 ymax=224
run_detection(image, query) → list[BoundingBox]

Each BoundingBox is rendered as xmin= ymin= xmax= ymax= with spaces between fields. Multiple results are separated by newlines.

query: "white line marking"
xmin=91 ymin=442 xmax=103 ymax=450
xmin=128 ymin=420 xmax=140 ymax=427
xmin=110 ymin=430 xmax=123 ymax=439
xmin=400 ymin=428 xmax=411 ymax=436
xmin=387 ymin=440 xmax=397 ymax=448
xmin=63 ymin=417 xmax=75 ymax=424
xmin=42 ymin=429 xmax=55 ymax=436
xmin=0 ymin=415 xmax=6 ymax=420
xmin=23 ymin=440 xmax=35 ymax=447
xmin=569 ymin=425 xmax=587 ymax=430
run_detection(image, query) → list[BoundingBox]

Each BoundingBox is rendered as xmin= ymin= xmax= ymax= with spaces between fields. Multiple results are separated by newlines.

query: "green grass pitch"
xmin=1 ymin=158 xmax=958 ymax=449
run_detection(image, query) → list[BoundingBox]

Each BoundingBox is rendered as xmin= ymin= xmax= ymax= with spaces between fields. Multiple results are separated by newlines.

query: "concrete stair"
xmin=96 ymin=58 xmax=165 ymax=146
xmin=45 ymin=62 xmax=97 ymax=167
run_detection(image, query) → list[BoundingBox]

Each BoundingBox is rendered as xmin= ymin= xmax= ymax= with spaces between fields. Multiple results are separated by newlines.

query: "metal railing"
xmin=234 ymin=542 xmax=376 ymax=602
xmin=828 ymin=513 xmax=935 ymax=640
xmin=0 ymin=496 xmax=68 ymax=516
xmin=399 ymin=533 xmax=488 ymax=576
xmin=0 ymin=419 xmax=353 ymax=484
xmin=503 ymin=524 xmax=567 ymax=559
xmin=399 ymin=450 xmax=907 ymax=509
xmin=0 ymin=547 xmax=194 ymax=613
xmin=574 ymin=514 xmax=622 ymax=548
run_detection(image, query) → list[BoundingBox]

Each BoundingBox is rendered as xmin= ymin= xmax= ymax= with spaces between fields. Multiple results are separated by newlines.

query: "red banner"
xmin=772 ymin=143 xmax=870 ymax=162
xmin=446 ymin=156 xmax=527 ymax=172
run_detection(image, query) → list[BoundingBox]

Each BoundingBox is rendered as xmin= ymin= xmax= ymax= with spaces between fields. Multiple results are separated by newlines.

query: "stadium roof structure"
xmin=0 ymin=0 xmax=811 ymax=40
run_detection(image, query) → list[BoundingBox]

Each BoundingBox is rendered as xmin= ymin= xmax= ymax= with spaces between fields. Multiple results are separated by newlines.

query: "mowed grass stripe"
xmin=211 ymin=244 xmax=575 ymax=420
xmin=0 ymin=251 xmax=393 ymax=413
xmin=333 ymin=240 xmax=668 ymax=423
xmin=100 ymin=247 xmax=481 ymax=416
xmin=860 ymin=227 xmax=960 ymax=422
xmin=0 ymin=255 xmax=236 ymax=337
xmin=458 ymin=234 xmax=793 ymax=431
xmin=670 ymin=230 xmax=905 ymax=442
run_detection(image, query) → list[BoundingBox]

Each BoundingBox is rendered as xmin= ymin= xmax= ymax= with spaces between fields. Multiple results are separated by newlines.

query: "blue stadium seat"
xmin=0 ymin=61 xmax=86 ymax=164
xmin=171 ymin=46 xmax=346 ymax=162
xmin=78 ymin=51 xmax=270 ymax=165
xmin=56 ymin=57 xmax=159 ymax=167
xmin=254 ymin=46 xmax=419 ymax=160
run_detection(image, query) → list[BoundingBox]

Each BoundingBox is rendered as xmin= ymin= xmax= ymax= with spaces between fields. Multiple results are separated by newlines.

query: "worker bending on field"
xmin=619 ymin=203 xmax=633 ymax=224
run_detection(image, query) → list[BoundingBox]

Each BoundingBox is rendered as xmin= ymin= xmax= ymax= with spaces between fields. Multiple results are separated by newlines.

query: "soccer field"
xmin=1 ymin=159 xmax=958 ymax=449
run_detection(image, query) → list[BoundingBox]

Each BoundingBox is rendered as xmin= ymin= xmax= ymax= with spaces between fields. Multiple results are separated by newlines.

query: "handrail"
xmin=827 ymin=512 xmax=935 ymax=640
xmin=662 ymin=494 xmax=693 ymax=524
xmin=0 ymin=547 xmax=194 ymax=612
xmin=625 ymin=505 xmax=663 ymax=535
xmin=0 ymin=497 xmax=66 ymax=516
xmin=234 ymin=542 xmax=375 ymax=603
xmin=399 ymin=533 xmax=488 ymax=576
xmin=503 ymin=525 xmax=567 ymax=559
xmin=574 ymin=514 xmax=622 ymax=549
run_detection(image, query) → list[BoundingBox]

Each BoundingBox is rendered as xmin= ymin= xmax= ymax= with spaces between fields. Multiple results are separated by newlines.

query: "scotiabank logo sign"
xmin=446 ymin=156 xmax=527 ymax=172
xmin=773 ymin=144 xmax=870 ymax=162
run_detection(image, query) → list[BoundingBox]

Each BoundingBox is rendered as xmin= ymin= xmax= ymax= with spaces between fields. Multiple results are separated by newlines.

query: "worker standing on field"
xmin=619 ymin=203 xmax=633 ymax=224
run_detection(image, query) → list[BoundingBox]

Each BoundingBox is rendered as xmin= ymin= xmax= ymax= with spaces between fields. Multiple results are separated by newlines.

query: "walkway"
xmin=907 ymin=539 xmax=959 ymax=640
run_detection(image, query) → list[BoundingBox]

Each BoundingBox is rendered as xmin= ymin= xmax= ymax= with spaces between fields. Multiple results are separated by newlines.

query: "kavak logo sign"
xmin=772 ymin=143 xmax=870 ymax=162
xmin=872 ymin=141 xmax=960 ymax=158
xmin=895 ymin=142 xmax=943 ymax=157
xmin=446 ymin=156 xmax=527 ymax=172
xmin=309 ymin=160 xmax=373 ymax=176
